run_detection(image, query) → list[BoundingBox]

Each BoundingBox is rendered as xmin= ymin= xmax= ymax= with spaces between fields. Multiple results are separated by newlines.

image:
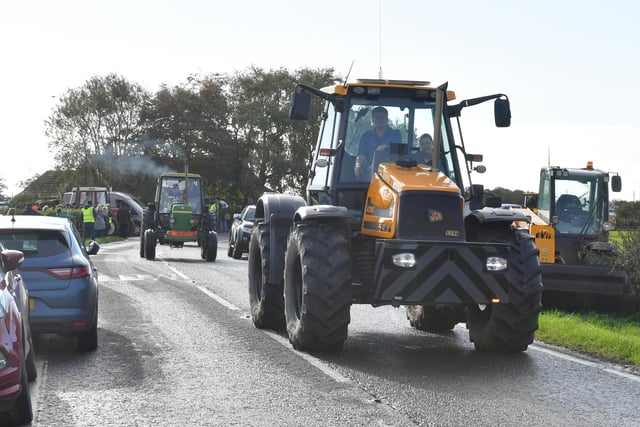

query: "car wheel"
xmin=8 ymin=366 xmax=33 ymax=425
xmin=232 ymin=234 xmax=243 ymax=259
xmin=78 ymin=312 xmax=98 ymax=352
xmin=26 ymin=345 xmax=37 ymax=382
xmin=227 ymin=232 xmax=234 ymax=257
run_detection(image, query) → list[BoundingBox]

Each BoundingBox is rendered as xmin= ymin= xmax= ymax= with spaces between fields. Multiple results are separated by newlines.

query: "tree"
xmin=227 ymin=66 xmax=337 ymax=201
xmin=0 ymin=176 xmax=7 ymax=200
xmin=45 ymin=74 xmax=151 ymax=187
xmin=140 ymin=74 xmax=236 ymax=198
xmin=615 ymin=201 xmax=640 ymax=229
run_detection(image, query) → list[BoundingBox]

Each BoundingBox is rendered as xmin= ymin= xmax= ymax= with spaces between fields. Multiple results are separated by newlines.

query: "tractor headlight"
xmin=392 ymin=253 xmax=416 ymax=268
xmin=602 ymin=222 xmax=615 ymax=232
xmin=169 ymin=217 xmax=175 ymax=224
xmin=486 ymin=257 xmax=508 ymax=271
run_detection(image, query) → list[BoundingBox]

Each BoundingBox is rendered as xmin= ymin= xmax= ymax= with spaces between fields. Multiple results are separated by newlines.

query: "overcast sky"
xmin=1 ymin=0 xmax=639 ymax=200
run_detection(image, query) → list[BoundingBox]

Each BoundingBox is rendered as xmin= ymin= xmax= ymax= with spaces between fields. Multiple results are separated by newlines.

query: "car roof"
xmin=0 ymin=215 xmax=71 ymax=231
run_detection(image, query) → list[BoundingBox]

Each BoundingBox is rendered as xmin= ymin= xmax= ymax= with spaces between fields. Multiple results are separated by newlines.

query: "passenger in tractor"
xmin=354 ymin=106 xmax=402 ymax=178
xmin=417 ymin=133 xmax=434 ymax=165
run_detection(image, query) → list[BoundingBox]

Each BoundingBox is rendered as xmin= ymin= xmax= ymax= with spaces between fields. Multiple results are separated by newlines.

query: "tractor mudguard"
xmin=255 ymin=193 xmax=307 ymax=286
xmin=466 ymin=207 xmax=530 ymax=225
xmin=293 ymin=205 xmax=352 ymax=222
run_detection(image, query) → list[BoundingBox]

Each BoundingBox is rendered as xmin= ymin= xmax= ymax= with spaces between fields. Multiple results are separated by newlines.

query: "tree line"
xmin=14 ymin=67 xmax=337 ymax=210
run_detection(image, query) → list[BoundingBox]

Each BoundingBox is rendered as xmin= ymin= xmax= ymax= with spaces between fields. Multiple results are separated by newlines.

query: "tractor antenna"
xmin=378 ymin=0 xmax=383 ymax=79
xmin=547 ymin=146 xmax=551 ymax=168
xmin=343 ymin=60 xmax=355 ymax=85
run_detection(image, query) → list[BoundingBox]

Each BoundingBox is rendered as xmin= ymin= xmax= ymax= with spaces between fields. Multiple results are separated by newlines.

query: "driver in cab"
xmin=354 ymin=106 xmax=402 ymax=178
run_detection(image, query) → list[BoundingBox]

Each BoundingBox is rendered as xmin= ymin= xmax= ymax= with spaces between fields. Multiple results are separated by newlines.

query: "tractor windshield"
xmin=158 ymin=177 xmax=204 ymax=214
xmin=551 ymin=173 xmax=606 ymax=235
xmin=339 ymin=101 xmax=455 ymax=183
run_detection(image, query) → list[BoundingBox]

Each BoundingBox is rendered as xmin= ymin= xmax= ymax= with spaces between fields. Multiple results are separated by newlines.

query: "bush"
xmin=610 ymin=229 xmax=640 ymax=295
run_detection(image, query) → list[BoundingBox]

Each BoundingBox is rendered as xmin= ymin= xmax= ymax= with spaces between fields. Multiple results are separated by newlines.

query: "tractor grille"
xmin=396 ymin=191 xmax=465 ymax=241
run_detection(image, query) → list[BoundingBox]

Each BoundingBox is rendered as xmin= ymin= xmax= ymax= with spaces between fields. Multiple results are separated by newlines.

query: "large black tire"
xmin=406 ymin=305 xmax=461 ymax=332
xmin=248 ymin=223 xmax=285 ymax=330
xmin=9 ymin=366 xmax=33 ymax=425
xmin=144 ymin=230 xmax=156 ymax=261
xmin=467 ymin=228 xmax=543 ymax=352
xmin=78 ymin=310 xmax=98 ymax=352
xmin=204 ymin=231 xmax=218 ymax=262
xmin=139 ymin=230 xmax=145 ymax=258
xmin=284 ymin=221 xmax=352 ymax=351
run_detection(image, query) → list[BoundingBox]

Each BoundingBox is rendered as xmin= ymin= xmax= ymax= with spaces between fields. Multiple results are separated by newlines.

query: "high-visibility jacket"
xmin=82 ymin=207 xmax=95 ymax=223
xmin=209 ymin=204 xmax=217 ymax=213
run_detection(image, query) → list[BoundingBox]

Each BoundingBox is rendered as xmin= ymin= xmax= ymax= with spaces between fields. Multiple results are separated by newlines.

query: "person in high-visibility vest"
xmin=82 ymin=200 xmax=96 ymax=241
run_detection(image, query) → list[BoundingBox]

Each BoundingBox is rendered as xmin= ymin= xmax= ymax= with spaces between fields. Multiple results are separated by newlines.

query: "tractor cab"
xmin=535 ymin=162 xmax=621 ymax=264
xmin=291 ymin=79 xmax=511 ymax=234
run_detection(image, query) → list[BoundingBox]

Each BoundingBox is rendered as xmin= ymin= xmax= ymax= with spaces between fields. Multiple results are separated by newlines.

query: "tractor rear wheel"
xmin=284 ymin=221 xmax=351 ymax=351
xmin=406 ymin=305 xmax=461 ymax=332
xmin=467 ymin=228 xmax=542 ymax=352
xmin=204 ymin=231 xmax=217 ymax=261
xmin=248 ymin=223 xmax=285 ymax=330
xmin=139 ymin=231 xmax=145 ymax=258
xmin=144 ymin=230 xmax=156 ymax=261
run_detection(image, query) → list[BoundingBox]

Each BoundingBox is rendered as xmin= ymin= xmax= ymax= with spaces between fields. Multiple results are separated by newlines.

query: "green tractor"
xmin=140 ymin=172 xmax=218 ymax=261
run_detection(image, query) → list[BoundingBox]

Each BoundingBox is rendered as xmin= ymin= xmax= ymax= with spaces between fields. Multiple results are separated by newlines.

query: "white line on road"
xmin=169 ymin=266 xmax=190 ymax=280
xmin=195 ymin=286 xmax=349 ymax=383
xmin=530 ymin=343 xmax=640 ymax=383
xmin=197 ymin=286 xmax=240 ymax=311
xmin=263 ymin=330 xmax=350 ymax=384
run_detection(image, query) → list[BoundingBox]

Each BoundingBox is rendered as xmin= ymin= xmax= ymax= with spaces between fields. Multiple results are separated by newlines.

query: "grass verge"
xmin=537 ymin=310 xmax=640 ymax=366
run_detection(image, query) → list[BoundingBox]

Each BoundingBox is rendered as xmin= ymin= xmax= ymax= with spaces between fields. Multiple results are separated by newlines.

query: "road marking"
xmin=169 ymin=266 xmax=190 ymax=280
xmin=263 ymin=330 xmax=350 ymax=384
xmin=530 ymin=343 xmax=640 ymax=383
xmin=194 ymin=286 xmax=348 ymax=383
xmin=197 ymin=286 xmax=240 ymax=311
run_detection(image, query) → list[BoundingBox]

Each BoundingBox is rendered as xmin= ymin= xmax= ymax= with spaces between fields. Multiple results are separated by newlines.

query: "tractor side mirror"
xmin=494 ymin=98 xmax=511 ymax=128
xmin=524 ymin=194 xmax=538 ymax=209
xmin=470 ymin=184 xmax=485 ymax=210
xmin=611 ymin=175 xmax=622 ymax=192
xmin=289 ymin=91 xmax=311 ymax=121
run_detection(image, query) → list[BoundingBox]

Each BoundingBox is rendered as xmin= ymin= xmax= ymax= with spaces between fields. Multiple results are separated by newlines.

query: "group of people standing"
xmin=208 ymin=198 xmax=230 ymax=232
xmin=82 ymin=200 xmax=132 ymax=241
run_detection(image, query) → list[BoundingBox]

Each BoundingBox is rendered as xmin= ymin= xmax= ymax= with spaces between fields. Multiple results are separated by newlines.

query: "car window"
xmin=0 ymin=230 xmax=69 ymax=257
xmin=244 ymin=207 xmax=256 ymax=221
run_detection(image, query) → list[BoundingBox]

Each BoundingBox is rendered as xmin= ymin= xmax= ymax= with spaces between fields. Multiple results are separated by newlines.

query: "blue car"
xmin=0 ymin=216 xmax=99 ymax=352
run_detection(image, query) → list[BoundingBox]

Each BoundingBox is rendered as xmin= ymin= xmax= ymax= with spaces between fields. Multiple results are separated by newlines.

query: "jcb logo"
xmin=536 ymin=230 xmax=552 ymax=239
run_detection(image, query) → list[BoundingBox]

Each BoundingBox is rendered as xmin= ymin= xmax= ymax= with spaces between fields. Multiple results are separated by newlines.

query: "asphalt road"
xmin=26 ymin=236 xmax=640 ymax=426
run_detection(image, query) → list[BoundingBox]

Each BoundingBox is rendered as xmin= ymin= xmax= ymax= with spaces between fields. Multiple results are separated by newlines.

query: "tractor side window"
xmin=309 ymin=103 xmax=339 ymax=191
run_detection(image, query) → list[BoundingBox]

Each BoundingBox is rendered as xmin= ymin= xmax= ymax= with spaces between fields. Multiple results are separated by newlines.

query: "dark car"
xmin=0 ymin=247 xmax=36 ymax=425
xmin=227 ymin=205 xmax=256 ymax=259
xmin=0 ymin=216 xmax=99 ymax=352
xmin=109 ymin=191 xmax=144 ymax=236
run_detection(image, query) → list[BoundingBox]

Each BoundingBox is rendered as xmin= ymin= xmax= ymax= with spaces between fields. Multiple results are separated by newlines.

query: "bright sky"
xmin=2 ymin=1 xmax=639 ymax=200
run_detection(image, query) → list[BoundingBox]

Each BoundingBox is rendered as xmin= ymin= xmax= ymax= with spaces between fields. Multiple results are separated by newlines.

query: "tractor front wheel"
xmin=467 ymin=228 xmax=542 ymax=352
xmin=284 ymin=221 xmax=351 ymax=351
